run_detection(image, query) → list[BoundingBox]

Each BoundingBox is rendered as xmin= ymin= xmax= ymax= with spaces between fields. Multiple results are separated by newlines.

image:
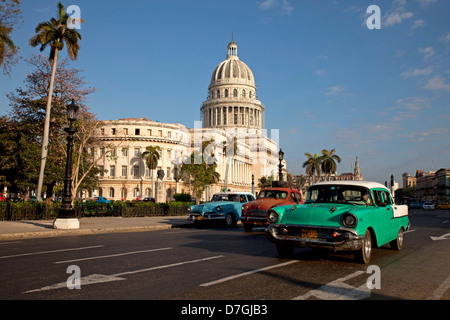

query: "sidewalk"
xmin=0 ymin=216 xmax=193 ymax=241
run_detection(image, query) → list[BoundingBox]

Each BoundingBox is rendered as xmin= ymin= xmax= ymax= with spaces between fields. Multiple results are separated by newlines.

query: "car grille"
xmin=247 ymin=209 xmax=267 ymax=217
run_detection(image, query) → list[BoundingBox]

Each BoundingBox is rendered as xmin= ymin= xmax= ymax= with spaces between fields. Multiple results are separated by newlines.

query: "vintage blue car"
xmin=267 ymin=181 xmax=410 ymax=263
xmin=188 ymin=192 xmax=256 ymax=226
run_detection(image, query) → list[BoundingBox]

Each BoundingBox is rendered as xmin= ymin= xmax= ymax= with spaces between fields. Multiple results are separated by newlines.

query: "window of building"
xmin=158 ymin=130 xmax=163 ymax=137
xmin=135 ymin=128 xmax=140 ymax=135
xmin=134 ymin=148 xmax=140 ymax=157
xmin=111 ymin=128 xmax=116 ymax=135
xmin=233 ymin=89 xmax=238 ymax=97
xmin=166 ymin=167 xmax=171 ymax=179
xmin=242 ymin=89 xmax=246 ymax=98
xmin=122 ymin=148 xmax=128 ymax=157
xmin=101 ymin=128 xmax=105 ymax=135
xmin=133 ymin=165 xmax=140 ymax=177
xmin=121 ymin=166 xmax=127 ymax=177
xmin=110 ymin=165 xmax=115 ymax=177
xmin=225 ymin=89 xmax=229 ymax=97
xmin=168 ymin=131 xmax=171 ymax=138
xmin=123 ymin=128 xmax=128 ymax=135
xmin=217 ymin=90 xmax=220 ymax=98
xmin=147 ymin=129 xmax=152 ymax=136
xmin=223 ymin=107 xmax=227 ymax=125
xmin=99 ymin=166 xmax=104 ymax=177
xmin=109 ymin=187 xmax=115 ymax=198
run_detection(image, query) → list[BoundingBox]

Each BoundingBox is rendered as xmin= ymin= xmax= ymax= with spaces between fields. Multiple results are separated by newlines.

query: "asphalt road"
xmin=0 ymin=209 xmax=448 ymax=305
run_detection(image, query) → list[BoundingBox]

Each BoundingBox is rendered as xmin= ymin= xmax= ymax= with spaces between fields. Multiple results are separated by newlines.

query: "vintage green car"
xmin=267 ymin=181 xmax=410 ymax=263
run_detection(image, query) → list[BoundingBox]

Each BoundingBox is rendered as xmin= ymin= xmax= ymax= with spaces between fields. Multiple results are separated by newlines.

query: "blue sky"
xmin=1 ymin=0 xmax=449 ymax=185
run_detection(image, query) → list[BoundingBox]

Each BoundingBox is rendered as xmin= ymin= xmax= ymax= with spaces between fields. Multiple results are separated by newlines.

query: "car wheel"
xmin=225 ymin=213 xmax=236 ymax=227
xmin=243 ymin=223 xmax=253 ymax=232
xmin=355 ymin=229 xmax=372 ymax=264
xmin=390 ymin=228 xmax=404 ymax=251
xmin=276 ymin=243 xmax=295 ymax=258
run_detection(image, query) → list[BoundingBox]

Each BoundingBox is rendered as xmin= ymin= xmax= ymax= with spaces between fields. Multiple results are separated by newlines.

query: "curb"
xmin=0 ymin=224 xmax=191 ymax=241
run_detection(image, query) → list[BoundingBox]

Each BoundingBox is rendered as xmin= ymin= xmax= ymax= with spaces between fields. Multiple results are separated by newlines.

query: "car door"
xmin=373 ymin=189 xmax=398 ymax=246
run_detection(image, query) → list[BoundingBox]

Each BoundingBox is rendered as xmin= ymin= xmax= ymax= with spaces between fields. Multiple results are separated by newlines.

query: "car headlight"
xmin=216 ymin=206 xmax=222 ymax=212
xmin=241 ymin=204 xmax=246 ymax=211
xmin=268 ymin=210 xmax=279 ymax=223
xmin=342 ymin=213 xmax=358 ymax=228
xmin=187 ymin=206 xmax=192 ymax=212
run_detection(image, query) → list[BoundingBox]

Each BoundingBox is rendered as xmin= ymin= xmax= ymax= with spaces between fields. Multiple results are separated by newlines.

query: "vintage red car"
xmin=241 ymin=182 xmax=304 ymax=231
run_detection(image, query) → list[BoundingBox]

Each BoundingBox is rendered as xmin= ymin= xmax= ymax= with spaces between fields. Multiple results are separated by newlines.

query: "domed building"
xmin=201 ymin=41 xmax=265 ymax=131
xmin=92 ymin=40 xmax=280 ymax=202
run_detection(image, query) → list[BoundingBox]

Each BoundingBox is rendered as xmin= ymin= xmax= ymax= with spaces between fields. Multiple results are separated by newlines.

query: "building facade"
xmin=93 ymin=41 xmax=280 ymax=201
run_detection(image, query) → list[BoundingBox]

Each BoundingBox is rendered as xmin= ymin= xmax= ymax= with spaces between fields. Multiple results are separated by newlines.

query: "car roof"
xmin=311 ymin=180 xmax=389 ymax=190
xmin=214 ymin=192 xmax=255 ymax=196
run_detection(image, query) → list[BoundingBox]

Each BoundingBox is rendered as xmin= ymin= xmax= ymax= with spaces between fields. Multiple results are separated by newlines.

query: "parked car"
xmin=241 ymin=182 xmax=304 ymax=231
xmin=266 ymin=181 xmax=410 ymax=264
xmin=188 ymin=192 xmax=256 ymax=226
xmin=94 ymin=196 xmax=111 ymax=203
xmin=422 ymin=202 xmax=435 ymax=210
xmin=409 ymin=201 xmax=422 ymax=209
xmin=436 ymin=202 xmax=450 ymax=210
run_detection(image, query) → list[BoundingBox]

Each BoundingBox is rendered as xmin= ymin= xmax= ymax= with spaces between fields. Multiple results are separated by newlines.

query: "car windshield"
xmin=306 ymin=185 xmax=374 ymax=206
xmin=211 ymin=194 xmax=239 ymax=202
xmin=258 ymin=190 xmax=288 ymax=199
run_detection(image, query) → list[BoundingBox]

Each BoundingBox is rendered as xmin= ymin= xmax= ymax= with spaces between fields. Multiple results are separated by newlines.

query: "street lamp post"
xmin=278 ymin=149 xmax=284 ymax=181
xmin=54 ymin=99 xmax=80 ymax=230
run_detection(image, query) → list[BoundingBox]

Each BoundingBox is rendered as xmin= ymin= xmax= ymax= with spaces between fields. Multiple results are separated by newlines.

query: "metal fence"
xmin=0 ymin=203 xmax=189 ymax=221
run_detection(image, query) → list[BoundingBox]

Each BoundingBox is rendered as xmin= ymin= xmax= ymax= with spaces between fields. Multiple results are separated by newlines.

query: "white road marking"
xmin=292 ymin=270 xmax=371 ymax=300
xmin=54 ymin=247 xmax=173 ymax=264
xmin=199 ymin=260 xmax=299 ymax=287
xmin=426 ymin=276 xmax=450 ymax=300
xmin=430 ymin=232 xmax=450 ymax=241
xmin=0 ymin=245 xmax=103 ymax=259
xmin=24 ymin=255 xmax=224 ymax=294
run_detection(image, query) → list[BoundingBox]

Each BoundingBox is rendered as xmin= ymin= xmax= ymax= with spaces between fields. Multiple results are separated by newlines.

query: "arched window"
xmin=121 ymin=188 xmax=127 ymax=200
xmin=217 ymin=90 xmax=220 ymax=98
xmin=233 ymin=89 xmax=238 ymax=97
xmin=249 ymin=91 xmax=253 ymax=99
xmin=242 ymin=90 xmax=246 ymax=98
xmin=109 ymin=187 xmax=115 ymax=198
xmin=225 ymin=89 xmax=229 ymax=97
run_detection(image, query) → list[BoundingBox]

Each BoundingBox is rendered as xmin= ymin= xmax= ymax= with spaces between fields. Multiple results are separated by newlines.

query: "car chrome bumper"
xmin=188 ymin=213 xmax=225 ymax=221
xmin=266 ymin=224 xmax=364 ymax=251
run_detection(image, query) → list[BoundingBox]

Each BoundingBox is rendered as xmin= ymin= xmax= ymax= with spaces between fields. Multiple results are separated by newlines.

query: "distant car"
xmin=0 ymin=193 xmax=5 ymax=201
xmin=422 ymin=202 xmax=435 ymax=210
xmin=409 ymin=202 xmax=422 ymax=209
xmin=267 ymin=181 xmax=410 ymax=264
xmin=436 ymin=202 xmax=450 ymax=210
xmin=241 ymin=183 xmax=304 ymax=231
xmin=188 ymin=192 xmax=256 ymax=227
xmin=94 ymin=196 xmax=111 ymax=203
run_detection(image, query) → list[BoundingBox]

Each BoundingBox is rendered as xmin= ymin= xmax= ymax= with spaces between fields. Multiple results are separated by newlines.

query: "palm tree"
xmin=0 ymin=23 xmax=16 ymax=69
xmin=30 ymin=1 xmax=82 ymax=201
xmin=320 ymin=149 xmax=341 ymax=180
xmin=222 ymin=134 xmax=238 ymax=191
xmin=302 ymin=153 xmax=322 ymax=184
xmin=141 ymin=146 xmax=161 ymax=198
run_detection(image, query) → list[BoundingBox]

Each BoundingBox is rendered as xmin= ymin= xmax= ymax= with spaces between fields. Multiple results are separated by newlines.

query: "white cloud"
xmin=400 ymin=67 xmax=433 ymax=78
xmin=259 ymin=0 xmax=277 ymax=10
xmin=422 ymin=75 xmax=450 ymax=91
xmin=418 ymin=47 xmax=435 ymax=61
xmin=441 ymin=32 xmax=450 ymax=44
xmin=258 ymin=0 xmax=294 ymax=15
xmin=325 ymin=86 xmax=344 ymax=96
xmin=410 ymin=19 xmax=426 ymax=30
xmin=382 ymin=0 xmax=414 ymax=27
xmin=415 ymin=0 xmax=437 ymax=7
